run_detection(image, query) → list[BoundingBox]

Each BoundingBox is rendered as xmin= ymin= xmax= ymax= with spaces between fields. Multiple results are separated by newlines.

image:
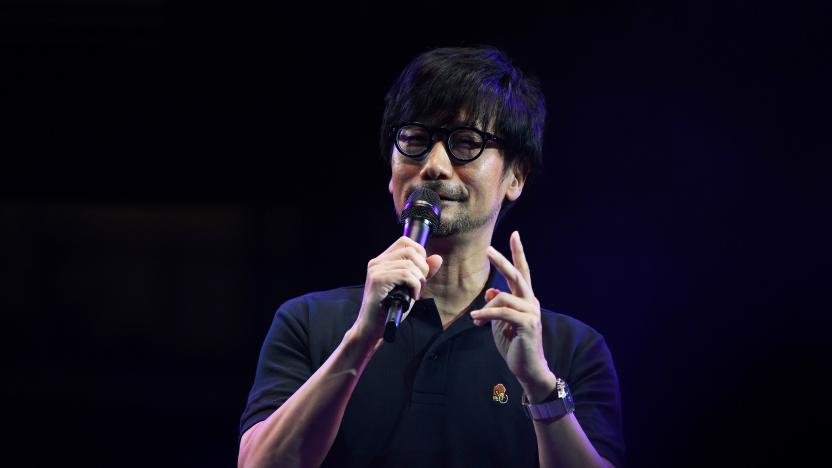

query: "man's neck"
xmin=422 ymin=230 xmax=494 ymax=326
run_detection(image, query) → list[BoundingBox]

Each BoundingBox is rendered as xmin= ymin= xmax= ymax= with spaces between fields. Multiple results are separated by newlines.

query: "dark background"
xmin=2 ymin=1 xmax=829 ymax=467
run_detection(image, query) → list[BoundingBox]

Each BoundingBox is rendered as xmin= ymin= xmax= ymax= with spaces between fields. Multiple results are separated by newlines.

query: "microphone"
xmin=383 ymin=187 xmax=442 ymax=343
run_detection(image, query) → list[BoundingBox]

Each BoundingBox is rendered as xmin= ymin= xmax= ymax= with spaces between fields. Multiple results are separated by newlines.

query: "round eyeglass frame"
xmin=390 ymin=122 xmax=502 ymax=163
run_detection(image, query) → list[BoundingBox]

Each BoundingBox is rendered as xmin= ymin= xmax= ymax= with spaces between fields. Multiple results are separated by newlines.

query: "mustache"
xmin=408 ymin=182 xmax=468 ymax=202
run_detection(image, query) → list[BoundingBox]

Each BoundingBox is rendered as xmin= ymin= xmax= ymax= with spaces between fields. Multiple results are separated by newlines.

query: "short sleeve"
xmin=568 ymin=332 xmax=626 ymax=468
xmin=239 ymin=299 xmax=312 ymax=440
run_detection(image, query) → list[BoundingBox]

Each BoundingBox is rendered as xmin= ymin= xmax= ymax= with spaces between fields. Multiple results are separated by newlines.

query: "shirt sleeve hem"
xmin=239 ymin=407 xmax=278 ymax=443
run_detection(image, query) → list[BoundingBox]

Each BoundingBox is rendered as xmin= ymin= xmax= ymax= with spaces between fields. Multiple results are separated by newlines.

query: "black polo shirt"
xmin=240 ymin=270 xmax=625 ymax=467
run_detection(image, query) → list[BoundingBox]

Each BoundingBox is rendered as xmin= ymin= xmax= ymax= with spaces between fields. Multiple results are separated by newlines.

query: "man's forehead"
xmin=417 ymin=111 xmax=495 ymax=132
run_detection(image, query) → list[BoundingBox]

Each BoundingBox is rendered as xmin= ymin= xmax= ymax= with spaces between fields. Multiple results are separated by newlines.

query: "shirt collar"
xmin=414 ymin=265 xmax=510 ymax=338
xmin=470 ymin=265 xmax=510 ymax=311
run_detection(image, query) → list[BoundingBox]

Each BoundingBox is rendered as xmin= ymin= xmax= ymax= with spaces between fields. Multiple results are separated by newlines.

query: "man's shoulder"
xmin=287 ymin=283 xmax=365 ymax=303
xmin=538 ymin=308 xmax=617 ymax=384
xmin=278 ymin=284 xmax=365 ymax=318
xmin=539 ymin=307 xmax=608 ymax=346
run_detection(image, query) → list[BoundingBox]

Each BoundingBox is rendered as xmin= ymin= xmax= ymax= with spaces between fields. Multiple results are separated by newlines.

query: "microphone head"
xmin=400 ymin=187 xmax=442 ymax=227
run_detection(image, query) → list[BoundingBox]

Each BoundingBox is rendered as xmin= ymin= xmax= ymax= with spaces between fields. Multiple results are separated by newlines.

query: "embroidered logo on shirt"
xmin=492 ymin=383 xmax=508 ymax=404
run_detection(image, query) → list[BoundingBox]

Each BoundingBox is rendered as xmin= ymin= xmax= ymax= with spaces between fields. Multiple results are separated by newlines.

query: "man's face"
xmin=388 ymin=121 xmax=524 ymax=237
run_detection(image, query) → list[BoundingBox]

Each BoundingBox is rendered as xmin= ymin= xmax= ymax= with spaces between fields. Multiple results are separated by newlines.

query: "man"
xmin=238 ymin=47 xmax=625 ymax=468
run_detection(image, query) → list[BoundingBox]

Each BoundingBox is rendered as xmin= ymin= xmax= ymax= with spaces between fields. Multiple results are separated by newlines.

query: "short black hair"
xmin=380 ymin=46 xmax=546 ymax=181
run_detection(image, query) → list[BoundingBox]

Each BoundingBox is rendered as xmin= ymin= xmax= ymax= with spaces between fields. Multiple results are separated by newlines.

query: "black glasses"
xmin=391 ymin=122 xmax=502 ymax=163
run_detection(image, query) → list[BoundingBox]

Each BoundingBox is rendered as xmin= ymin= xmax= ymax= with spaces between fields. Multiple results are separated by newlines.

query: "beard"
xmin=398 ymin=182 xmax=500 ymax=237
xmin=430 ymin=200 xmax=500 ymax=237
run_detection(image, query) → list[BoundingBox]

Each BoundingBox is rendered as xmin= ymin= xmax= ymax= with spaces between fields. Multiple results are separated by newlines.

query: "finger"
xmin=484 ymin=291 xmax=538 ymax=315
xmin=376 ymin=261 xmax=427 ymax=293
xmin=470 ymin=306 xmax=532 ymax=327
xmin=380 ymin=236 xmax=427 ymax=258
xmin=426 ymin=254 xmax=443 ymax=280
xmin=377 ymin=268 xmax=423 ymax=300
xmin=485 ymin=287 xmax=501 ymax=301
xmin=380 ymin=260 xmax=427 ymax=284
xmin=510 ymin=231 xmax=532 ymax=287
xmin=486 ymin=245 xmax=534 ymax=299
xmin=387 ymin=246 xmax=430 ymax=276
xmin=398 ymin=236 xmax=427 ymax=257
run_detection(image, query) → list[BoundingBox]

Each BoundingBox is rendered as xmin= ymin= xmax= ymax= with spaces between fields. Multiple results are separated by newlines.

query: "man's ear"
xmin=504 ymin=163 xmax=526 ymax=202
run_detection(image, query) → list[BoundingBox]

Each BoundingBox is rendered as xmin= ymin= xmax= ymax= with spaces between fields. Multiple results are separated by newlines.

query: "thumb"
xmin=426 ymin=254 xmax=443 ymax=280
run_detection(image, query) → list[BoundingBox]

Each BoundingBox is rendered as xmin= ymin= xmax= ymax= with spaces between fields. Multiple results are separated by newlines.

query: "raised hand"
xmin=470 ymin=231 xmax=557 ymax=400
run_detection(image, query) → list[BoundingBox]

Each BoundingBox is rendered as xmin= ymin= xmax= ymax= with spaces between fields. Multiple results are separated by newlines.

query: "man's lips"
xmin=436 ymin=192 xmax=464 ymax=202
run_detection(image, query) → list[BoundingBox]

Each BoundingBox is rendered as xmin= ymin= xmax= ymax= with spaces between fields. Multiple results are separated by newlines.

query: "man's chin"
xmin=432 ymin=215 xmax=487 ymax=237
xmin=431 ymin=220 xmax=459 ymax=237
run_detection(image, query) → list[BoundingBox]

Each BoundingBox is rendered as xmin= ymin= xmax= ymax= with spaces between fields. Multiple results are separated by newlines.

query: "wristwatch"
xmin=521 ymin=378 xmax=575 ymax=421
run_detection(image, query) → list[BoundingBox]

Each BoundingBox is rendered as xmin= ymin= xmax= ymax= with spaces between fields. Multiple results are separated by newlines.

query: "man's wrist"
xmin=519 ymin=369 xmax=559 ymax=403
xmin=344 ymin=327 xmax=382 ymax=360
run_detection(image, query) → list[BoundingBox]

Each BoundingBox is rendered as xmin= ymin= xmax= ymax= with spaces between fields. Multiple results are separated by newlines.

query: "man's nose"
xmin=419 ymin=140 xmax=453 ymax=180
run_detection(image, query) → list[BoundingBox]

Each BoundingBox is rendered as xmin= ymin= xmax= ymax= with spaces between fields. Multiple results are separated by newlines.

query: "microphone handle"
xmin=382 ymin=217 xmax=433 ymax=343
xmin=383 ymin=286 xmax=410 ymax=342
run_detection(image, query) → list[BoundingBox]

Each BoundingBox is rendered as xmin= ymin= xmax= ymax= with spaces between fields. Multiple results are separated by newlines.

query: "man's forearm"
xmin=533 ymin=413 xmax=614 ymax=468
xmin=522 ymin=372 xmax=613 ymax=468
xmin=238 ymin=328 xmax=378 ymax=468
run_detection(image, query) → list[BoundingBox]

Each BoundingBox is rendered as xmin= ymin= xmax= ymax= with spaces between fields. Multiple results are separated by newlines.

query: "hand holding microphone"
xmin=383 ymin=188 xmax=442 ymax=342
xmin=350 ymin=188 xmax=443 ymax=347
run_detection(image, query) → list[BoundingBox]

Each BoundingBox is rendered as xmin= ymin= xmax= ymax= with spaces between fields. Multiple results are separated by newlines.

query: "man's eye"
xmin=401 ymin=136 xmax=428 ymax=145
